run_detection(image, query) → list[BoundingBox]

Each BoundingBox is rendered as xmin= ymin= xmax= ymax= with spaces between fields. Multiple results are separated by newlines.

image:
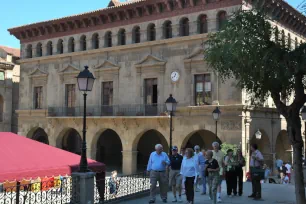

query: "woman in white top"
xmin=180 ymin=148 xmax=199 ymax=204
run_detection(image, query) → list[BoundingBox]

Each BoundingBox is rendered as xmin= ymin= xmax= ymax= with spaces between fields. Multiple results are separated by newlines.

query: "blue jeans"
xmin=201 ymin=170 xmax=207 ymax=193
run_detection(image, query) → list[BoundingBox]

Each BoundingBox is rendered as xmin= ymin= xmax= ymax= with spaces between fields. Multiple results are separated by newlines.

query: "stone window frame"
xmin=28 ymin=67 xmax=48 ymax=109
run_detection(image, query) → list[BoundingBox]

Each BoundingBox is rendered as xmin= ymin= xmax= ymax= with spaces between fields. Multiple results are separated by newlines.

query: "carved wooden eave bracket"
xmin=93 ymin=60 xmax=120 ymax=74
xmin=135 ymin=54 xmax=167 ymax=73
xmin=28 ymin=67 xmax=48 ymax=79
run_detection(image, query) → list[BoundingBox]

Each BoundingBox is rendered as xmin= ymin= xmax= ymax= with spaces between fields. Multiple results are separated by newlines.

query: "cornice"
xmin=8 ymin=0 xmax=242 ymax=43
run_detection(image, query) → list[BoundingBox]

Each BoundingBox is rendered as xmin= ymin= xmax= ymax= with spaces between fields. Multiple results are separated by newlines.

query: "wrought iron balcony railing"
xmin=47 ymin=104 xmax=167 ymax=117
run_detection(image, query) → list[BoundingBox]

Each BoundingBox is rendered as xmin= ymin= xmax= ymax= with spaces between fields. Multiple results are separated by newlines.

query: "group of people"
xmin=146 ymin=142 xmax=265 ymax=204
xmin=275 ymin=158 xmax=292 ymax=184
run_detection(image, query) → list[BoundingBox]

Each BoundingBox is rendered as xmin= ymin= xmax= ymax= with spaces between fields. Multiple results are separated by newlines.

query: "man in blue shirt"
xmin=198 ymin=149 xmax=207 ymax=195
xmin=147 ymin=144 xmax=170 ymax=203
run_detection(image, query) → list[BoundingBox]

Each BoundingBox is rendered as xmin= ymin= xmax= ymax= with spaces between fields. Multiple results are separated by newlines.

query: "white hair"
xmin=206 ymin=150 xmax=213 ymax=157
xmin=212 ymin=142 xmax=220 ymax=147
xmin=155 ymin=144 xmax=163 ymax=150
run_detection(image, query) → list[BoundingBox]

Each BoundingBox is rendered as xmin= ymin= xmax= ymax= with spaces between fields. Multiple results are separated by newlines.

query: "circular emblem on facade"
xmin=170 ymin=71 xmax=180 ymax=82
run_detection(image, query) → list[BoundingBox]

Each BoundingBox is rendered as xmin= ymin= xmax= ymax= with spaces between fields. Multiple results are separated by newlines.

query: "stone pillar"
xmin=189 ymin=20 xmax=198 ymax=35
xmin=87 ymin=38 xmax=92 ymax=50
xmin=208 ymin=18 xmax=217 ymax=33
xmin=243 ymin=113 xmax=252 ymax=176
xmin=112 ymin=34 xmax=118 ymax=47
xmin=75 ymin=40 xmax=81 ymax=52
xmin=140 ymin=29 xmax=147 ymax=42
xmin=71 ymin=172 xmax=96 ymax=204
xmin=172 ymin=24 xmax=180 ymax=37
xmin=126 ymin=31 xmax=133 ymax=45
xmin=122 ymin=150 xmax=138 ymax=174
xmin=63 ymin=40 xmax=69 ymax=53
xmin=42 ymin=44 xmax=47 ymax=57
xmin=156 ymin=26 xmax=163 ymax=40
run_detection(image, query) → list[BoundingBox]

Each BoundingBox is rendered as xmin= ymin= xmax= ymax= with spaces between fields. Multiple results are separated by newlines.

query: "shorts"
xmin=217 ymin=175 xmax=224 ymax=185
xmin=169 ymin=169 xmax=182 ymax=187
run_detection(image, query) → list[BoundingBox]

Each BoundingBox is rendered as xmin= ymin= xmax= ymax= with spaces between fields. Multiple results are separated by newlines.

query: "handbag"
xmin=250 ymin=167 xmax=265 ymax=180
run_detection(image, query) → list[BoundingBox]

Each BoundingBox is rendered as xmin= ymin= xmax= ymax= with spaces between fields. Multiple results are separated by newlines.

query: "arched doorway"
xmin=32 ymin=128 xmax=49 ymax=144
xmin=96 ymin=129 xmax=122 ymax=172
xmin=275 ymin=130 xmax=292 ymax=163
xmin=136 ymin=130 xmax=168 ymax=171
xmin=182 ymin=130 xmax=221 ymax=151
xmin=62 ymin=129 xmax=82 ymax=155
xmin=250 ymin=130 xmax=272 ymax=167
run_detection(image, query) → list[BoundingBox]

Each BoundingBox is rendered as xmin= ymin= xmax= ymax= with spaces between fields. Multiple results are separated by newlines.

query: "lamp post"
xmin=212 ymin=107 xmax=221 ymax=141
xmin=76 ymin=66 xmax=95 ymax=172
xmin=165 ymin=94 xmax=177 ymax=156
xmin=255 ymin=129 xmax=262 ymax=140
xmin=301 ymin=106 xmax=306 ymax=165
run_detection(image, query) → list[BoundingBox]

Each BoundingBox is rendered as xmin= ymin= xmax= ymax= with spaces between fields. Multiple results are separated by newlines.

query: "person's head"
xmin=180 ymin=148 xmax=185 ymax=155
xmin=172 ymin=146 xmax=178 ymax=155
xmin=227 ymin=149 xmax=234 ymax=156
xmin=237 ymin=148 xmax=242 ymax=156
xmin=185 ymin=148 xmax=194 ymax=158
xmin=251 ymin=144 xmax=258 ymax=152
xmin=194 ymin=145 xmax=200 ymax=153
xmin=263 ymin=164 xmax=267 ymax=169
xmin=155 ymin=144 xmax=163 ymax=154
xmin=201 ymin=149 xmax=206 ymax=156
xmin=206 ymin=150 xmax=213 ymax=160
xmin=212 ymin=142 xmax=220 ymax=152
xmin=111 ymin=170 xmax=117 ymax=178
xmin=282 ymin=162 xmax=286 ymax=166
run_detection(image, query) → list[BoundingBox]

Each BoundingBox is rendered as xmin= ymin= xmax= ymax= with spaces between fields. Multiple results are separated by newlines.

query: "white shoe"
xmin=208 ymin=197 xmax=211 ymax=200
xmin=217 ymin=197 xmax=222 ymax=203
xmin=177 ymin=197 xmax=183 ymax=203
xmin=172 ymin=198 xmax=177 ymax=202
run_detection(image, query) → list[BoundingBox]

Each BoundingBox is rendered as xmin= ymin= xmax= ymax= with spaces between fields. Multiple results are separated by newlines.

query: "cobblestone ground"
xmin=121 ymin=181 xmax=302 ymax=204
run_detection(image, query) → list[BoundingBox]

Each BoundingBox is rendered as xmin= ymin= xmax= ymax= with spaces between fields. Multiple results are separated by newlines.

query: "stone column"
xmin=172 ymin=24 xmax=180 ymax=37
xmin=42 ymin=44 xmax=47 ymax=57
xmin=244 ymin=113 xmax=252 ymax=175
xmin=126 ymin=31 xmax=133 ymax=45
xmin=189 ymin=20 xmax=198 ymax=35
xmin=156 ymin=26 xmax=163 ymax=40
xmin=140 ymin=29 xmax=147 ymax=42
xmin=71 ymin=172 xmax=96 ymax=204
xmin=75 ymin=40 xmax=81 ymax=52
xmin=63 ymin=40 xmax=69 ymax=53
xmin=122 ymin=150 xmax=138 ymax=174
xmin=87 ymin=38 xmax=92 ymax=50
xmin=208 ymin=18 xmax=217 ymax=33
xmin=112 ymin=33 xmax=118 ymax=47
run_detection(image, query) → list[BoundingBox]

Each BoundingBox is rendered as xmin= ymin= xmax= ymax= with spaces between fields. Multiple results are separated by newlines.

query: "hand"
xmin=162 ymin=161 xmax=167 ymax=165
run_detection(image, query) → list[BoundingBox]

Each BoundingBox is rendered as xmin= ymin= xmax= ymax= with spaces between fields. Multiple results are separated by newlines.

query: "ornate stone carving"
xmin=221 ymin=120 xmax=242 ymax=130
xmin=134 ymin=119 xmax=139 ymax=127
xmin=122 ymin=118 xmax=128 ymax=130
xmin=92 ymin=118 xmax=98 ymax=126
xmin=112 ymin=118 xmax=117 ymax=127
xmin=157 ymin=118 xmax=164 ymax=128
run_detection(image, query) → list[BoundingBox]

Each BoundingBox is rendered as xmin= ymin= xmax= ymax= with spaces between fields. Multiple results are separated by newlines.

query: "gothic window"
xmin=46 ymin=41 xmax=52 ymax=56
xmin=147 ymin=24 xmax=156 ymax=41
xmin=105 ymin=31 xmax=112 ymax=47
xmin=34 ymin=86 xmax=43 ymax=109
xmin=198 ymin=15 xmax=208 ymax=34
xmin=92 ymin=33 xmax=99 ymax=49
xmin=36 ymin=43 xmax=42 ymax=57
xmin=180 ymin=18 xmax=189 ymax=36
xmin=57 ymin=39 xmax=64 ymax=54
xmin=68 ymin=37 xmax=75 ymax=52
xmin=133 ymin=26 xmax=141 ymax=44
xmin=118 ymin=29 xmax=126 ymax=45
xmin=217 ymin=11 xmax=227 ymax=31
xmin=26 ymin=44 xmax=32 ymax=58
xmin=163 ymin=21 xmax=172 ymax=39
xmin=80 ymin=35 xmax=87 ymax=51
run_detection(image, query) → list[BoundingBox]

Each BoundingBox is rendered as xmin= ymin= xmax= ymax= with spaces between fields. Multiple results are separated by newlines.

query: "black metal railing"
xmin=48 ymin=104 xmax=167 ymax=117
xmin=95 ymin=172 xmax=150 ymax=204
xmin=0 ymin=176 xmax=72 ymax=204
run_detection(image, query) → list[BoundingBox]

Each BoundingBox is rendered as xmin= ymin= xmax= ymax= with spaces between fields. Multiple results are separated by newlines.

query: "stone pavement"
xmin=121 ymin=181 xmax=300 ymax=204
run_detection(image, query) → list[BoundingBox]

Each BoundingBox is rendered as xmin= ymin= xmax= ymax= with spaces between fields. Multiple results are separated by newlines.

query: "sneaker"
xmin=217 ymin=197 xmax=222 ymax=203
xmin=162 ymin=199 xmax=167 ymax=203
xmin=172 ymin=198 xmax=177 ymax=203
xmin=177 ymin=196 xmax=183 ymax=203
xmin=201 ymin=192 xmax=206 ymax=195
xmin=208 ymin=197 xmax=211 ymax=200
xmin=149 ymin=200 xmax=155 ymax=204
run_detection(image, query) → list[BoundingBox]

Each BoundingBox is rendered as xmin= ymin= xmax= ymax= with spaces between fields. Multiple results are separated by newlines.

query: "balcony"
xmin=47 ymin=104 xmax=167 ymax=117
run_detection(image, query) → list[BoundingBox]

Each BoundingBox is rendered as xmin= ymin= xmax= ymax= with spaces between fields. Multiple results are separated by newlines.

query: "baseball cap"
xmin=172 ymin=146 xmax=178 ymax=151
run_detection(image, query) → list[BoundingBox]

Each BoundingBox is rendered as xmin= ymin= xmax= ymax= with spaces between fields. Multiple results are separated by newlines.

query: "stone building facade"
xmin=8 ymin=0 xmax=306 ymax=174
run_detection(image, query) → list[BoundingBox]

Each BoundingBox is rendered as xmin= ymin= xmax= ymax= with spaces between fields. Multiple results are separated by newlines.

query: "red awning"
xmin=0 ymin=132 xmax=105 ymax=182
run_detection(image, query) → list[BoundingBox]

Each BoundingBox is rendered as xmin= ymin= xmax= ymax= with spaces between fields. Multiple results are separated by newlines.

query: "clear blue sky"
xmin=0 ymin=0 xmax=303 ymax=49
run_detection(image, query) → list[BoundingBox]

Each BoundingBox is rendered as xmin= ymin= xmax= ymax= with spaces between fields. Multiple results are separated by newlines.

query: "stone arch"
xmin=46 ymin=41 xmax=53 ymax=56
xmin=163 ymin=20 xmax=172 ymax=39
xmin=68 ymin=37 xmax=75 ymax=52
xmin=181 ymin=129 xmax=221 ymax=151
xmin=36 ymin=42 xmax=42 ymax=57
xmin=132 ymin=129 xmax=169 ymax=171
xmin=80 ymin=35 xmax=87 ymax=51
xmin=217 ymin=10 xmax=227 ymax=31
xmin=132 ymin=26 xmax=141 ymax=43
xmin=147 ymin=23 xmax=156 ymax=41
xmin=275 ymin=130 xmax=292 ymax=163
xmin=57 ymin=39 xmax=64 ymax=54
xmin=92 ymin=129 xmax=123 ymax=172
xmin=180 ymin=17 xmax=189 ymax=36
xmin=27 ymin=127 xmax=49 ymax=144
xmin=57 ymin=128 xmax=82 ymax=155
xmin=105 ymin=31 xmax=112 ymax=47
xmin=26 ymin=44 xmax=32 ymax=58
xmin=198 ymin=14 xmax=208 ymax=34
xmin=250 ymin=129 xmax=272 ymax=167
xmin=118 ymin=28 xmax=126 ymax=45
xmin=92 ymin=33 xmax=99 ymax=49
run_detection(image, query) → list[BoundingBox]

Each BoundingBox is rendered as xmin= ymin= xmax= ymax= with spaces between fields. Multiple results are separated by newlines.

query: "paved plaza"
xmin=122 ymin=181 xmax=302 ymax=204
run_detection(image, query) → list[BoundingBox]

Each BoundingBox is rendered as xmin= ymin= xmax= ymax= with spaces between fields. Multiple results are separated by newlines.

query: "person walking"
xmin=169 ymin=146 xmax=183 ymax=203
xmin=235 ymin=148 xmax=245 ymax=196
xmin=285 ymin=162 xmax=292 ymax=183
xmin=180 ymin=148 xmax=198 ymax=204
xmin=224 ymin=149 xmax=238 ymax=197
xmin=193 ymin=145 xmax=202 ymax=192
xmin=205 ymin=150 xmax=220 ymax=204
xmin=280 ymin=163 xmax=288 ymax=184
xmin=198 ymin=149 xmax=207 ymax=195
xmin=147 ymin=144 xmax=170 ymax=203
xmin=275 ymin=158 xmax=283 ymax=178
xmin=212 ymin=142 xmax=224 ymax=203
xmin=249 ymin=144 xmax=264 ymax=200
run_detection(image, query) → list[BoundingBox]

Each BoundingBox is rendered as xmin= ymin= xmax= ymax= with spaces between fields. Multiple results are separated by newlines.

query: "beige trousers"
xmin=150 ymin=171 xmax=168 ymax=200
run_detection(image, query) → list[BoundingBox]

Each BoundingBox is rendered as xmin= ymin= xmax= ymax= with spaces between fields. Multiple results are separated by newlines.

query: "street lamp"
xmin=165 ymin=94 xmax=177 ymax=155
xmin=301 ymin=106 xmax=306 ymax=165
xmin=212 ymin=107 xmax=221 ymax=140
xmin=255 ymin=129 xmax=262 ymax=140
xmin=76 ymin=66 xmax=95 ymax=172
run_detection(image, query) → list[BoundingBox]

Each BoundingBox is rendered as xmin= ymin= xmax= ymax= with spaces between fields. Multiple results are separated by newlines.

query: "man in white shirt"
xmin=285 ymin=162 xmax=292 ymax=183
xmin=194 ymin=145 xmax=202 ymax=192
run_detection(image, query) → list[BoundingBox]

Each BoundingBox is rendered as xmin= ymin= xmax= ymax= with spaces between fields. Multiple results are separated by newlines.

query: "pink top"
xmin=250 ymin=150 xmax=264 ymax=167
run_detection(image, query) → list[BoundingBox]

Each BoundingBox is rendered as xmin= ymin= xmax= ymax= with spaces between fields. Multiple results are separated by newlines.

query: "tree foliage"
xmin=220 ymin=142 xmax=239 ymax=156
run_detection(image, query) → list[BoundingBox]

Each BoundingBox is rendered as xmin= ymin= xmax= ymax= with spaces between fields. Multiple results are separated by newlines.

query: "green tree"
xmin=220 ymin=142 xmax=238 ymax=155
xmin=205 ymin=9 xmax=306 ymax=203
